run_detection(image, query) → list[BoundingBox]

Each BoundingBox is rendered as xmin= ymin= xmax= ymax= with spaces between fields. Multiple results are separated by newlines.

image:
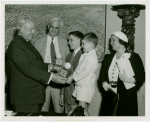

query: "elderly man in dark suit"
xmin=6 ymin=18 xmax=67 ymax=114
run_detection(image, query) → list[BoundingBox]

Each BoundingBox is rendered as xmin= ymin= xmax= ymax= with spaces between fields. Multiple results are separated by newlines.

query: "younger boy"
xmin=66 ymin=32 xmax=98 ymax=115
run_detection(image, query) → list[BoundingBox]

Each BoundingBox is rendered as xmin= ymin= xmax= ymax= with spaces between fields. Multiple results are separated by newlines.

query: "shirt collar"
xmin=74 ymin=47 xmax=81 ymax=55
xmin=82 ymin=49 xmax=95 ymax=57
xmin=87 ymin=49 xmax=95 ymax=55
xmin=18 ymin=33 xmax=29 ymax=42
xmin=47 ymin=35 xmax=58 ymax=42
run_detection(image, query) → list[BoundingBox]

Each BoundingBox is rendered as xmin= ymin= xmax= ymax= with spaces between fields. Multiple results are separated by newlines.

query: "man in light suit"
xmin=35 ymin=17 xmax=70 ymax=113
xmin=7 ymin=18 xmax=66 ymax=114
xmin=59 ymin=31 xmax=83 ymax=114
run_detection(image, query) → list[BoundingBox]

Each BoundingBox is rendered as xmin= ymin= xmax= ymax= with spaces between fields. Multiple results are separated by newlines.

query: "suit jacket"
xmin=7 ymin=35 xmax=51 ymax=105
xmin=62 ymin=49 xmax=83 ymax=104
xmin=34 ymin=34 xmax=70 ymax=65
xmin=73 ymin=49 xmax=98 ymax=87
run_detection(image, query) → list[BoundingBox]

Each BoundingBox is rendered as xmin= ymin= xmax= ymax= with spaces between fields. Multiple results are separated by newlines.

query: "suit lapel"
xmin=57 ymin=35 xmax=65 ymax=59
xmin=66 ymin=52 xmax=74 ymax=63
xmin=17 ymin=35 xmax=44 ymax=62
xmin=40 ymin=35 xmax=47 ymax=60
xmin=107 ymin=52 xmax=116 ymax=71
xmin=70 ymin=49 xmax=82 ymax=72
xmin=57 ymin=36 xmax=61 ymax=53
xmin=71 ymin=49 xmax=82 ymax=64
xmin=27 ymin=41 xmax=44 ymax=62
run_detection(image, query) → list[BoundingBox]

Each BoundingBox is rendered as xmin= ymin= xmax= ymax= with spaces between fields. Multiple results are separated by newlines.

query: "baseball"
xmin=65 ymin=62 xmax=71 ymax=69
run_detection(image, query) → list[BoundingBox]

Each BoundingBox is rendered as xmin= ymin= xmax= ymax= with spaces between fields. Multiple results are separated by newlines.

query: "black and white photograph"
xmin=1 ymin=0 xmax=150 ymax=121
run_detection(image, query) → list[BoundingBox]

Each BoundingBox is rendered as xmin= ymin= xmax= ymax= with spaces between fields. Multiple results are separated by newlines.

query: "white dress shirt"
xmin=74 ymin=47 xmax=81 ymax=55
xmin=45 ymin=35 xmax=60 ymax=84
xmin=44 ymin=35 xmax=60 ymax=63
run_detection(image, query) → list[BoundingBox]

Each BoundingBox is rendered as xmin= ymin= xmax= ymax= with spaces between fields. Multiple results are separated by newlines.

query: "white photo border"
xmin=1 ymin=0 xmax=150 ymax=121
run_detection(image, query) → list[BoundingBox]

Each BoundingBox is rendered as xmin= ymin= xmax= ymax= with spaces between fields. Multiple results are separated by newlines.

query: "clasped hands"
xmin=51 ymin=73 xmax=73 ymax=84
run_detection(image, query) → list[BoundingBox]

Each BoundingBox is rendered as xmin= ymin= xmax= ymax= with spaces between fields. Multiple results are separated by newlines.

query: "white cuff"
xmin=102 ymin=81 xmax=108 ymax=85
xmin=72 ymin=74 xmax=77 ymax=82
xmin=132 ymin=77 xmax=136 ymax=84
xmin=47 ymin=73 xmax=53 ymax=84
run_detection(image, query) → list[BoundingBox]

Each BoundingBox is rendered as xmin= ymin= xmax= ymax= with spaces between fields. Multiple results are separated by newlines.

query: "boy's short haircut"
xmin=82 ymin=32 xmax=98 ymax=47
xmin=69 ymin=31 xmax=83 ymax=40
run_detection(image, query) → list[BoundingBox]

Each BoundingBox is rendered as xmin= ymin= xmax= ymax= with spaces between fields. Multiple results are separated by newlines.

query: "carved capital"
xmin=111 ymin=4 xmax=145 ymax=51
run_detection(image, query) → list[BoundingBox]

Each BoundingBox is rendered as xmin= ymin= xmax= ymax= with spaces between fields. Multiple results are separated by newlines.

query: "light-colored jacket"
xmin=73 ymin=49 xmax=98 ymax=87
xmin=34 ymin=34 xmax=70 ymax=65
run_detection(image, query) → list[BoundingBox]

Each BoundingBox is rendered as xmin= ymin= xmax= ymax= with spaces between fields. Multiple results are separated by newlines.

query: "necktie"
xmin=70 ymin=51 xmax=75 ymax=63
xmin=50 ymin=38 xmax=56 ymax=63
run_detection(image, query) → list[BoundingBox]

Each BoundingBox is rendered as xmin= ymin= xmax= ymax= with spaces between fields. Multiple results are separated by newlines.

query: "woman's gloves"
xmin=102 ymin=81 xmax=111 ymax=91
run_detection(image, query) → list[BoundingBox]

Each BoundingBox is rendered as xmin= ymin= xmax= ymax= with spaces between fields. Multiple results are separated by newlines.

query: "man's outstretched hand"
xmin=51 ymin=73 xmax=67 ymax=84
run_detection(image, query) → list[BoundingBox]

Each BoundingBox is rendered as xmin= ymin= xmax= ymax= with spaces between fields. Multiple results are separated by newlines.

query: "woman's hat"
xmin=112 ymin=31 xmax=128 ymax=43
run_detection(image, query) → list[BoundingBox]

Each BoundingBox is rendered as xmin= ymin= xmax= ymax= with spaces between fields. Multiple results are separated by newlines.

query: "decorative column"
xmin=111 ymin=4 xmax=145 ymax=51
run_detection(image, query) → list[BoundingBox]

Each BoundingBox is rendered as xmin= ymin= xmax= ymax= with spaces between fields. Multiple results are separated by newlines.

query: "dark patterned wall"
xmin=5 ymin=4 xmax=105 ymax=62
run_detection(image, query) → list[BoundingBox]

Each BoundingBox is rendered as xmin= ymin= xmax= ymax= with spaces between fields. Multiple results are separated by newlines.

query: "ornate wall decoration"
xmin=111 ymin=4 xmax=145 ymax=52
xmin=5 ymin=5 xmax=106 ymax=62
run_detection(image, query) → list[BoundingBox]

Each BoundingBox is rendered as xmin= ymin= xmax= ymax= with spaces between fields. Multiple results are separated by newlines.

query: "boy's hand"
xmin=51 ymin=73 xmax=67 ymax=84
xmin=66 ymin=75 xmax=73 ymax=84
